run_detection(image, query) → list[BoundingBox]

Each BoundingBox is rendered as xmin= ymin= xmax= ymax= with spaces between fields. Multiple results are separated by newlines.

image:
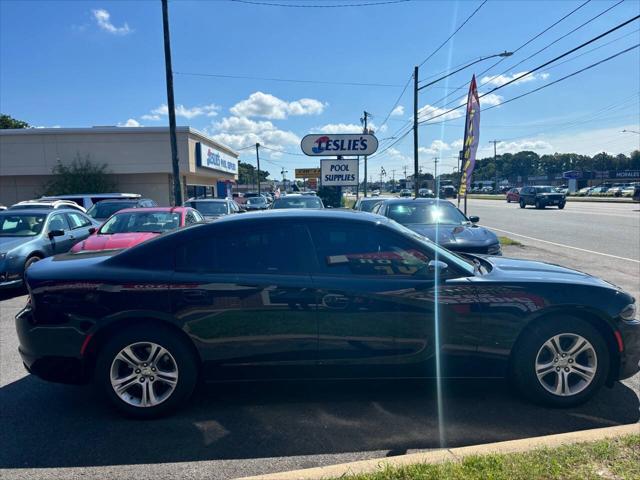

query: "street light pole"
xmin=413 ymin=65 xmax=419 ymax=199
xmin=255 ymin=143 xmax=261 ymax=196
xmin=161 ymin=0 xmax=182 ymax=206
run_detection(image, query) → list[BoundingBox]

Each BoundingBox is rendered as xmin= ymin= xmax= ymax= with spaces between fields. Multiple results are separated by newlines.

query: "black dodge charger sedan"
xmin=372 ymin=198 xmax=501 ymax=255
xmin=16 ymin=210 xmax=639 ymax=418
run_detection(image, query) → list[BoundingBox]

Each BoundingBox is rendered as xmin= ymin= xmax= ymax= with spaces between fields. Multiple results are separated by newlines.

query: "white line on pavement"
xmin=486 ymin=226 xmax=640 ymax=264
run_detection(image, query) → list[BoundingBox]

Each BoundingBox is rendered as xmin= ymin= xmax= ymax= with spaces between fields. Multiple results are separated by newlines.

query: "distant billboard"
xmin=295 ymin=168 xmax=321 ymax=179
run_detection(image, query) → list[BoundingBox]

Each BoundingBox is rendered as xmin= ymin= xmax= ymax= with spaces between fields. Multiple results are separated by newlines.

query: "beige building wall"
xmin=0 ymin=127 xmax=238 ymax=207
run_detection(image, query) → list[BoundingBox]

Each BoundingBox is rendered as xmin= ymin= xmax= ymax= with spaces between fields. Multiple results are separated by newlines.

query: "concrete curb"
xmin=237 ymin=423 xmax=639 ymax=480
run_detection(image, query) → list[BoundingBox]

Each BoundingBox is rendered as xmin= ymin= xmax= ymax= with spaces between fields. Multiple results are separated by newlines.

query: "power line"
xmin=418 ymin=0 xmax=488 ymax=67
xmin=417 ymin=14 xmax=640 ymax=125
xmin=228 ymin=0 xmax=410 ymax=7
xmin=174 ymin=71 xmax=403 ymax=88
xmin=377 ymin=73 xmax=413 ymax=133
xmin=425 ymin=0 xmax=592 ymax=109
xmin=481 ymin=44 xmax=640 ymax=113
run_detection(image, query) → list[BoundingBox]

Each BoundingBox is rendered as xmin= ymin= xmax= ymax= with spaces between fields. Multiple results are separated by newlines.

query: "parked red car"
xmin=506 ymin=187 xmax=520 ymax=203
xmin=71 ymin=207 xmax=203 ymax=253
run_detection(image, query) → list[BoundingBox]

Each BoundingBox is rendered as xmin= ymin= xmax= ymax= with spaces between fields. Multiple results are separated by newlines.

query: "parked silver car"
xmin=0 ymin=208 xmax=97 ymax=289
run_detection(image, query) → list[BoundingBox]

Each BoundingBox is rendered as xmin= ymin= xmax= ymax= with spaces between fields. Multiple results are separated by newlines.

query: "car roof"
xmin=109 ymin=207 xmax=188 ymax=214
xmin=184 ymin=198 xmax=229 ymax=203
xmin=210 ymin=208 xmax=386 ymax=225
xmin=0 ymin=208 xmax=81 ymax=216
xmin=376 ymin=197 xmax=455 ymax=205
xmin=41 ymin=193 xmax=141 ymax=198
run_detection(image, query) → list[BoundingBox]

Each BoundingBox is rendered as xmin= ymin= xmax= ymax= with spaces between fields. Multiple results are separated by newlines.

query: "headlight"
xmin=487 ymin=243 xmax=501 ymax=255
xmin=620 ymin=303 xmax=637 ymax=322
xmin=0 ymin=252 xmax=6 ymax=260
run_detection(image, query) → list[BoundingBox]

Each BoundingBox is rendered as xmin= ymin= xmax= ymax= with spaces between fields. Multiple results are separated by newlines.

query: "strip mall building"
xmin=0 ymin=126 xmax=239 ymax=206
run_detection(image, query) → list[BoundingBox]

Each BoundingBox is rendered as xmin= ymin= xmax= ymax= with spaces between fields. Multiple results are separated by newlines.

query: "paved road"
xmin=1 ymin=201 xmax=639 ymax=479
xmin=465 ymin=199 xmax=640 ymax=261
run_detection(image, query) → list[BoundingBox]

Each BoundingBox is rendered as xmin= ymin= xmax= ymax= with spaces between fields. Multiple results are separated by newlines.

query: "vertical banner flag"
xmin=458 ymin=75 xmax=481 ymax=197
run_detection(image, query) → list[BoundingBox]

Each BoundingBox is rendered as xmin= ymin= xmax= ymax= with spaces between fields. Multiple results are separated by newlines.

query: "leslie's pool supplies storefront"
xmin=0 ymin=127 xmax=239 ymax=206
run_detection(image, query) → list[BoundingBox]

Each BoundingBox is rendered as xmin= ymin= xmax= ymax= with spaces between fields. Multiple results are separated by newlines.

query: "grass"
xmin=337 ymin=435 xmax=640 ymax=480
xmin=499 ymin=236 xmax=523 ymax=247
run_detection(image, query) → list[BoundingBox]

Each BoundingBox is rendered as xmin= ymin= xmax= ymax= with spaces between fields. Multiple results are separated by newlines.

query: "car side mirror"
xmin=469 ymin=215 xmax=480 ymax=223
xmin=427 ymin=260 xmax=448 ymax=275
xmin=88 ymin=227 xmax=96 ymax=234
xmin=48 ymin=229 xmax=64 ymax=239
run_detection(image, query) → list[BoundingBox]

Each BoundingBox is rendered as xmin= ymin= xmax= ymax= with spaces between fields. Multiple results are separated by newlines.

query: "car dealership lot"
xmin=1 ymin=202 xmax=639 ymax=480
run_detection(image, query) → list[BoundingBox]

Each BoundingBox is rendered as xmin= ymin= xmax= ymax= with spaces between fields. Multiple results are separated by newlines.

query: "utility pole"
xmin=413 ymin=65 xmax=419 ymax=199
xmin=161 ymin=0 xmax=181 ymax=206
xmin=361 ymin=111 xmax=371 ymax=197
xmin=490 ymin=140 xmax=499 ymax=191
xmin=255 ymin=143 xmax=261 ymax=196
xmin=434 ymin=157 xmax=439 ymax=198
xmin=391 ymin=169 xmax=396 ymax=191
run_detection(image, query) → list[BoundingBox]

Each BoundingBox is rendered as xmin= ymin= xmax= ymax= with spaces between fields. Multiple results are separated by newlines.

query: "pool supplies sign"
xmin=320 ymin=158 xmax=359 ymax=186
xmin=301 ymin=134 xmax=378 ymax=156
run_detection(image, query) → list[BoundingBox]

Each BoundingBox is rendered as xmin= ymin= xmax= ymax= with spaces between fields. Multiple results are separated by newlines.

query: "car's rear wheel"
xmin=507 ymin=198 xmax=511 ymax=203
xmin=519 ymin=199 xmax=526 ymax=208
xmin=535 ymin=199 xmax=544 ymax=209
xmin=95 ymin=324 xmax=198 ymax=418
xmin=510 ymin=316 xmax=609 ymax=407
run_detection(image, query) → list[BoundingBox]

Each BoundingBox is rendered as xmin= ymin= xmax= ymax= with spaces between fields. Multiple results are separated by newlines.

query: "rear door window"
xmin=66 ymin=212 xmax=92 ymax=229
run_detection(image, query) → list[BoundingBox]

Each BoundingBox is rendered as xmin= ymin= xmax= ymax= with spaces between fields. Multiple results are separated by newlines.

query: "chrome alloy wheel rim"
xmin=535 ymin=333 xmax=597 ymax=397
xmin=110 ymin=342 xmax=179 ymax=408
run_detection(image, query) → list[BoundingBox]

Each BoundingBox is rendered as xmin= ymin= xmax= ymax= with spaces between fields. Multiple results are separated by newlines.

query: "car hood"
xmin=71 ymin=232 xmax=159 ymax=252
xmin=0 ymin=236 xmax=34 ymax=252
xmin=483 ymin=256 xmax=619 ymax=289
xmin=405 ymin=223 xmax=498 ymax=248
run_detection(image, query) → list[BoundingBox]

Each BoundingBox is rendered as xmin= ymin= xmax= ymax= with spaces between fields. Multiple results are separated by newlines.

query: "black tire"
xmin=24 ymin=255 xmax=42 ymax=276
xmin=519 ymin=199 xmax=526 ymax=209
xmin=510 ymin=316 xmax=609 ymax=408
xmin=507 ymin=198 xmax=511 ymax=203
xmin=95 ymin=323 xmax=198 ymax=419
xmin=535 ymin=199 xmax=544 ymax=209
xmin=558 ymin=202 xmax=566 ymax=209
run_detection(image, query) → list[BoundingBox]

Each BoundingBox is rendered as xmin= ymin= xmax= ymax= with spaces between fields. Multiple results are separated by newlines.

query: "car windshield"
xmin=185 ymin=201 xmax=228 ymax=215
xmin=0 ymin=213 xmax=46 ymax=237
xmin=272 ymin=197 xmax=323 ymax=209
xmin=536 ymin=187 xmax=554 ymax=193
xmin=386 ymin=202 xmax=468 ymax=225
xmin=99 ymin=211 xmax=181 ymax=234
xmin=87 ymin=201 xmax=136 ymax=219
xmin=247 ymin=197 xmax=266 ymax=205
xmin=358 ymin=199 xmax=382 ymax=212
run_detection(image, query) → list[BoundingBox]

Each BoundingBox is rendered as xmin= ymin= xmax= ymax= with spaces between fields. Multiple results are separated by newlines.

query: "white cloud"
xmin=118 ymin=118 xmax=141 ymax=127
xmin=480 ymin=93 xmax=503 ymax=107
xmin=450 ymin=139 xmax=464 ymax=150
xmin=230 ymin=92 xmax=325 ymax=119
xmin=391 ymin=105 xmax=405 ymax=117
xmin=208 ymin=116 xmax=300 ymax=152
xmin=92 ymin=9 xmax=132 ymax=35
xmin=480 ymin=71 xmax=550 ymax=88
xmin=318 ymin=123 xmax=364 ymax=134
xmin=146 ymin=103 xmax=219 ymax=120
xmin=418 ymin=104 xmax=465 ymax=122
xmin=419 ymin=140 xmax=451 ymax=156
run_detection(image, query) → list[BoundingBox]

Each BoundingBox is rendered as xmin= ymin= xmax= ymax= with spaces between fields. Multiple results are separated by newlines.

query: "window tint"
xmin=47 ymin=213 xmax=70 ymax=232
xmin=308 ymin=222 xmax=431 ymax=276
xmin=184 ymin=211 xmax=197 ymax=226
xmin=192 ymin=210 xmax=204 ymax=222
xmin=177 ymin=224 xmax=308 ymax=274
xmin=67 ymin=212 xmax=92 ymax=229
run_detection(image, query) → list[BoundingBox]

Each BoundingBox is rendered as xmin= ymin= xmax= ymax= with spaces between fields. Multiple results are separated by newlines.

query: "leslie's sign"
xmin=301 ymin=134 xmax=378 ymax=156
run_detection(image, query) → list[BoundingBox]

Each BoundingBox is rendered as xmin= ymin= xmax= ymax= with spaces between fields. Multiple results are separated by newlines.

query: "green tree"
xmin=0 ymin=114 xmax=30 ymax=129
xmin=238 ymin=161 xmax=270 ymax=186
xmin=43 ymin=154 xmax=117 ymax=195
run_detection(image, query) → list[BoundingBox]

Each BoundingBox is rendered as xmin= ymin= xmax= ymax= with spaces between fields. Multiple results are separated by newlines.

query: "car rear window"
xmin=87 ymin=201 xmax=137 ymax=219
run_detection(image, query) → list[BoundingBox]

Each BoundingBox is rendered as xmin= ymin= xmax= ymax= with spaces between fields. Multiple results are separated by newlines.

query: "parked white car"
xmin=39 ymin=193 xmax=141 ymax=210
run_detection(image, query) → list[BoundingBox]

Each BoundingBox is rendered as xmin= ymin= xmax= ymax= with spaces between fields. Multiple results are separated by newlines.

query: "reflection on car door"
xmin=45 ymin=213 xmax=74 ymax=254
xmin=170 ymin=221 xmax=318 ymax=380
xmin=307 ymin=219 xmax=481 ymax=379
xmin=65 ymin=212 xmax=94 ymax=244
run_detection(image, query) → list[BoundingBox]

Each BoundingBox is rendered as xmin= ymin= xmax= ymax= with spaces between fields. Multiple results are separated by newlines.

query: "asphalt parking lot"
xmin=1 ymin=199 xmax=639 ymax=480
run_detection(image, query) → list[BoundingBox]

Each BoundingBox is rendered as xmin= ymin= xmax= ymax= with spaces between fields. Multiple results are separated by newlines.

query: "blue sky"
xmin=1 ymin=0 xmax=639 ymax=179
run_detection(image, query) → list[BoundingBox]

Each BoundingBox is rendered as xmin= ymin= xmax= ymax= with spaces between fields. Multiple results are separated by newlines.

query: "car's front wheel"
xmin=558 ymin=201 xmax=566 ymax=209
xmin=535 ymin=199 xmax=544 ymax=209
xmin=95 ymin=324 xmax=198 ymax=418
xmin=511 ymin=316 xmax=609 ymax=407
xmin=519 ymin=199 xmax=526 ymax=208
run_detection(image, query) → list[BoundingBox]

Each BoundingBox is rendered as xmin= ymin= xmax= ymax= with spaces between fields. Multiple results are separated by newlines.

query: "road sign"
xmin=301 ymin=134 xmax=378 ymax=156
xmin=563 ymin=170 xmax=582 ymax=179
xmin=295 ymin=168 xmax=320 ymax=179
xmin=320 ymin=158 xmax=359 ymax=186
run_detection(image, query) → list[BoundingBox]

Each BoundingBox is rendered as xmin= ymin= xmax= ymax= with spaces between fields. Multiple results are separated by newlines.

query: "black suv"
xmin=519 ymin=186 xmax=566 ymax=209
